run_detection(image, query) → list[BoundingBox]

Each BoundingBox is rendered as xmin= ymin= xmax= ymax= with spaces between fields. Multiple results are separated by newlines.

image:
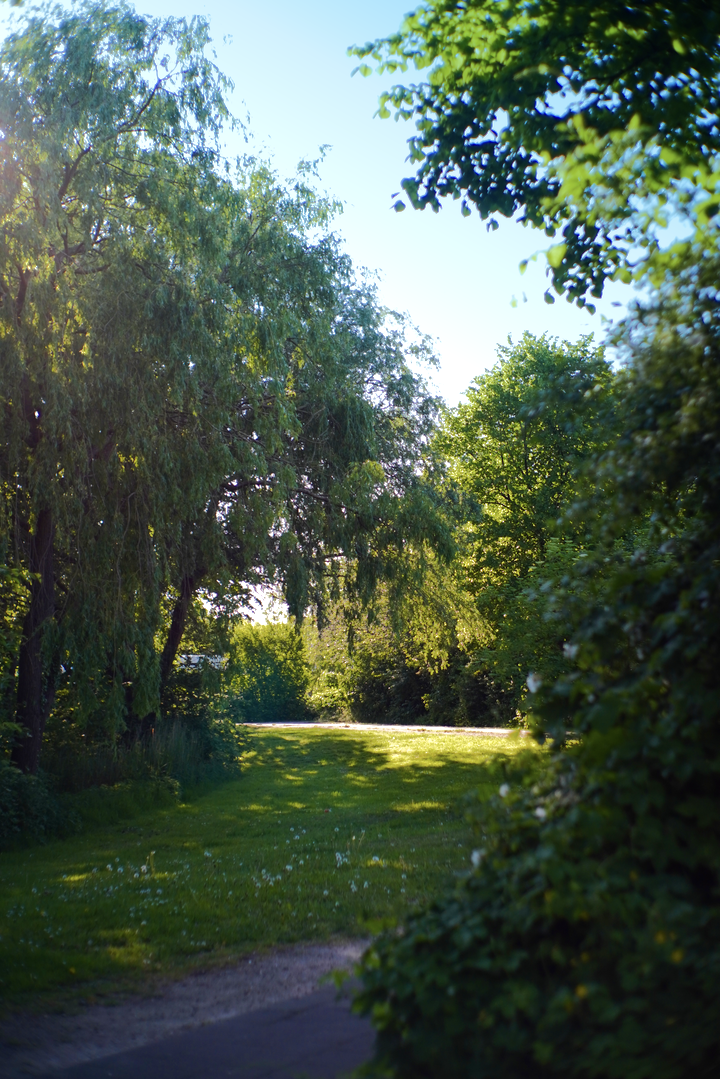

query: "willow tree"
xmin=0 ymin=2 xmax=448 ymax=773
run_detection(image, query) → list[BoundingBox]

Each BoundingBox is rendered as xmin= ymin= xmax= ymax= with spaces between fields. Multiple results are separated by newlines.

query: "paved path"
xmin=35 ymin=988 xmax=373 ymax=1079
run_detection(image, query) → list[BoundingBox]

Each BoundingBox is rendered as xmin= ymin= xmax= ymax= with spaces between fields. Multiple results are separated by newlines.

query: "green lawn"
xmin=0 ymin=726 xmax=531 ymax=1007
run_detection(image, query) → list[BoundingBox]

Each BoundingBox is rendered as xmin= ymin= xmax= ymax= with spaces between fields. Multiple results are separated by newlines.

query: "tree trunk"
xmin=12 ymin=506 xmax=55 ymax=774
xmin=159 ymin=572 xmax=201 ymax=699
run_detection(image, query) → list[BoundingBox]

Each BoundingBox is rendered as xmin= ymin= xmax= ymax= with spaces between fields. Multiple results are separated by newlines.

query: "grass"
xmin=0 ymin=726 xmax=534 ymax=1008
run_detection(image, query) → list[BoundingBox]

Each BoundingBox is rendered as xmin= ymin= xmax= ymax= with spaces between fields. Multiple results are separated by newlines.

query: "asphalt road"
xmin=37 ymin=987 xmax=374 ymax=1079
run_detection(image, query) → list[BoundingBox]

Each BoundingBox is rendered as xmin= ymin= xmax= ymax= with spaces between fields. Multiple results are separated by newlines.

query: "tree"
xmin=352 ymin=0 xmax=720 ymax=305
xmin=0 ymin=2 xmax=449 ymax=774
xmin=0 ymin=2 xmax=240 ymax=771
xmin=436 ymin=333 xmax=615 ymax=700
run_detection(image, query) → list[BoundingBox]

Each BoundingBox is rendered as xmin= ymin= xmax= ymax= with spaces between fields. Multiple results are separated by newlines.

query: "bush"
xmin=355 ymin=282 xmax=720 ymax=1076
xmin=306 ymin=589 xmax=513 ymax=727
xmin=0 ymin=760 xmax=71 ymax=847
xmin=1 ymin=716 xmax=243 ymax=849
xmin=41 ymin=715 xmax=243 ymax=795
xmin=227 ymin=621 xmax=311 ymax=723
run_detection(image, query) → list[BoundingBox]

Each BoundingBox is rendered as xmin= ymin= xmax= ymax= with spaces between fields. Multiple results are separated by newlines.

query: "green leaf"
xmin=546 ymin=243 xmax=567 ymax=269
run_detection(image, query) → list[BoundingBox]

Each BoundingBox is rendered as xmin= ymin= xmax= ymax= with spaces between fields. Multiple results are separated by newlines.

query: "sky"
xmin=1 ymin=0 xmax=634 ymax=404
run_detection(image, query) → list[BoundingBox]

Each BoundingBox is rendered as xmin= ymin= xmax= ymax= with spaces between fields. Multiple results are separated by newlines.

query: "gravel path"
xmin=0 ymin=939 xmax=368 ymax=1077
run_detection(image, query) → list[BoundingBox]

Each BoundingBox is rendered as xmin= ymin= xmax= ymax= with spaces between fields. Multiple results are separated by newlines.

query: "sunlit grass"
xmin=0 ymin=727 xmax=535 ymax=1007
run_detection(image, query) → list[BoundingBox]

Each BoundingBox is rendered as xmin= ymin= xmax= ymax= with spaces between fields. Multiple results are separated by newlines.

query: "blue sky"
xmin=2 ymin=0 xmax=634 ymax=403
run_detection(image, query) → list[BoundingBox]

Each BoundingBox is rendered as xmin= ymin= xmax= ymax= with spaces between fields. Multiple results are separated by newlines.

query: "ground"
xmin=0 ymin=725 xmax=534 ymax=1013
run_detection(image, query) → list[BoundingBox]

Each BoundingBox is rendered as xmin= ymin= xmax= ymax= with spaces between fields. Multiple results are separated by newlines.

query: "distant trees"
xmin=438 ymin=333 xmax=615 ymax=699
xmin=0 ymin=3 xmax=448 ymax=774
xmin=306 ymin=334 xmax=616 ymax=726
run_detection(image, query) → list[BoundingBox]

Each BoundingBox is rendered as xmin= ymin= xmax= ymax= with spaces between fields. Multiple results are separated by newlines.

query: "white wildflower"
xmin=499 ymin=784 xmax=510 ymax=798
xmin=527 ymin=672 xmax=543 ymax=694
xmin=535 ymin=806 xmax=547 ymax=819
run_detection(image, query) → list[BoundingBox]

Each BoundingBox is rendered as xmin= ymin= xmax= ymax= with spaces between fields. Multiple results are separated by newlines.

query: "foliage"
xmin=0 ymin=760 xmax=70 ymax=848
xmin=306 ymin=572 xmax=510 ymax=726
xmin=353 ymin=4 xmax=720 ymax=1074
xmin=355 ymin=274 xmax=720 ymax=1077
xmin=0 ymin=1 xmax=448 ymax=775
xmin=41 ymin=715 xmax=242 ymax=795
xmin=226 ymin=621 xmax=311 ymax=724
xmin=0 ymin=716 xmax=242 ymax=848
xmin=436 ymin=333 xmax=615 ymax=709
xmin=0 ymin=727 xmax=527 ymax=1003
xmin=352 ymin=0 xmax=720 ymax=305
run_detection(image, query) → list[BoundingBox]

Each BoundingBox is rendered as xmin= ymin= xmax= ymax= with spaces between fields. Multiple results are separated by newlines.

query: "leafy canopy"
xmin=436 ymin=333 xmax=615 ymax=704
xmin=0 ymin=1 xmax=449 ymax=772
xmin=352 ymin=0 xmax=720 ymax=305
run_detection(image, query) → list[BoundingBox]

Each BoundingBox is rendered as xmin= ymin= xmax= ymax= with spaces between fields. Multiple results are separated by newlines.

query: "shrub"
xmin=0 ymin=760 xmax=72 ymax=848
xmin=306 ymin=583 xmax=513 ymax=727
xmin=41 ymin=715 xmax=242 ymax=795
xmin=355 ymin=281 xmax=720 ymax=1076
xmin=227 ymin=621 xmax=311 ymax=723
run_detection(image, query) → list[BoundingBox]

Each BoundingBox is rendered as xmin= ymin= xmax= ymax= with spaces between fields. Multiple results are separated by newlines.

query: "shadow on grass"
xmin=232 ymin=727 xmax=532 ymax=818
xmin=0 ymin=728 xmax=537 ymax=1006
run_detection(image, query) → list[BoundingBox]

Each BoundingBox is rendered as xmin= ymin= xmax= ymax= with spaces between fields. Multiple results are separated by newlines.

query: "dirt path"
xmin=0 ymin=939 xmax=368 ymax=1077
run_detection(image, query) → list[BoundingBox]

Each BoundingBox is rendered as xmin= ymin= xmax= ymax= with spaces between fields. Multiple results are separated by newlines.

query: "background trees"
xmin=437 ymin=333 xmax=614 ymax=699
xmin=0 ymin=2 xmax=448 ymax=777
xmin=304 ymin=334 xmax=616 ymax=727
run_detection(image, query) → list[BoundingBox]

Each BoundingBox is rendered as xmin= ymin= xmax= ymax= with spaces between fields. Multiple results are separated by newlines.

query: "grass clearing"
xmin=0 ymin=726 xmax=534 ymax=1008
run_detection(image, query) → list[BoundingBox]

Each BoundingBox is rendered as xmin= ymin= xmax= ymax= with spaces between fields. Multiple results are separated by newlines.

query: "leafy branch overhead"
xmin=352 ymin=0 xmax=720 ymax=305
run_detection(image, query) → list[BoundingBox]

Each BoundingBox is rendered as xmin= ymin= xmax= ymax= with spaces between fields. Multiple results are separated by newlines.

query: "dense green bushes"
xmin=356 ymin=280 xmax=720 ymax=1077
xmin=226 ymin=622 xmax=311 ymax=723
xmin=0 ymin=760 xmax=69 ymax=848
xmin=0 ymin=716 xmax=244 ymax=849
xmin=306 ymin=601 xmax=513 ymax=727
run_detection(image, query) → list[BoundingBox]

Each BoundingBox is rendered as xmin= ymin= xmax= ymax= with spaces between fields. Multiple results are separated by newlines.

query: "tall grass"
xmin=43 ymin=720 xmax=238 ymax=794
xmin=0 ymin=718 xmax=243 ymax=850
